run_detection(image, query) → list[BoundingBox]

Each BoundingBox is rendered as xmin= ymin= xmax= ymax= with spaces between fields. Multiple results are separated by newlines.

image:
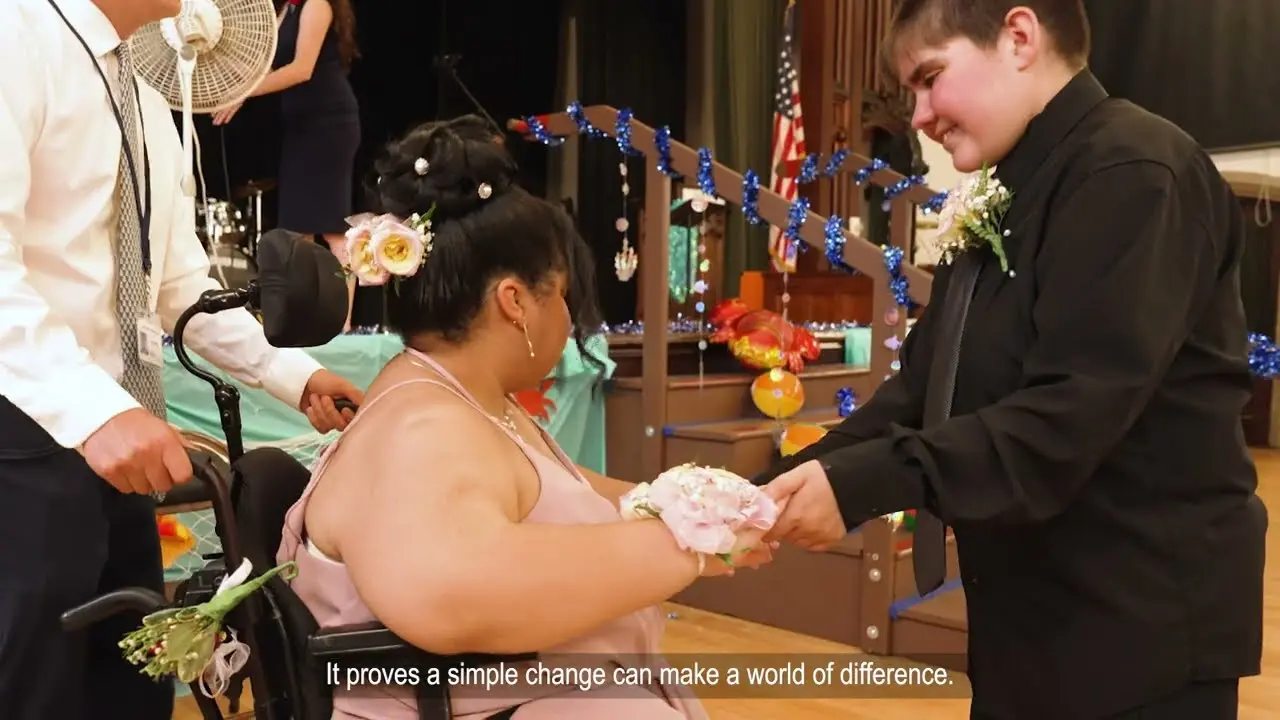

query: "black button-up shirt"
xmin=756 ymin=70 xmax=1266 ymax=718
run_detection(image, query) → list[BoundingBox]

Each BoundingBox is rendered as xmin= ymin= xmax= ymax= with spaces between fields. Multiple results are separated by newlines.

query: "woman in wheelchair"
xmin=276 ymin=115 xmax=772 ymax=719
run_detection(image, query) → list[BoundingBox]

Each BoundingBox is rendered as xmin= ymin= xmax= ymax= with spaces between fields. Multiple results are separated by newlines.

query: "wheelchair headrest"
xmin=256 ymin=229 xmax=350 ymax=348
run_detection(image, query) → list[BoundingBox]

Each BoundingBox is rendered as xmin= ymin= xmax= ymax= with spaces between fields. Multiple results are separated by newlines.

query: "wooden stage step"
xmin=605 ymin=364 xmax=873 ymax=483
xmin=610 ymin=364 xmax=870 ymax=426
xmin=672 ymin=523 xmax=961 ymax=651
xmin=662 ymin=409 xmax=845 ymax=478
xmin=892 ymin=583 xmax=969 ymax=672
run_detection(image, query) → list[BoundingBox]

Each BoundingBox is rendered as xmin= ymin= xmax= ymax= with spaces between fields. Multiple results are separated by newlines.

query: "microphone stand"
xmin=432 ymin=54 xmax=503 ymax=136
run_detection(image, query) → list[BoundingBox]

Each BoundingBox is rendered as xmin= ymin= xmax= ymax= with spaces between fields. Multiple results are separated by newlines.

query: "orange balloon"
xmin=751 ymin=368 xmax=804 ymax=419
xmin=779 ymin=423 xmax=829 ymax=456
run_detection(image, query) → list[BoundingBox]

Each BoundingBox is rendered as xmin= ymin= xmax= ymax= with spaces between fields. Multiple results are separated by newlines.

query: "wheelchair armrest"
xmin=307 ymin=621 xmax=536 ymax=668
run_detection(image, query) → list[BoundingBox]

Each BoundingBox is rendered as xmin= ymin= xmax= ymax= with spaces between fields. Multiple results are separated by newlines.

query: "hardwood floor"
xmin=176 ymin=449 xmax=1280 ymax=718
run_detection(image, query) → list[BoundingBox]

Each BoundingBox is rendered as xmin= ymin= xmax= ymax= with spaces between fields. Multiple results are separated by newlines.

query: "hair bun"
xmin=372 ymin=115 xmax=517 ymax=220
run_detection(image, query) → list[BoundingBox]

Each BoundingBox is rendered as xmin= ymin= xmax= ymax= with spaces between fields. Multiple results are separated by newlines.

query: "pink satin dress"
xmin=277 ymin=348 xmax=710 ymax=719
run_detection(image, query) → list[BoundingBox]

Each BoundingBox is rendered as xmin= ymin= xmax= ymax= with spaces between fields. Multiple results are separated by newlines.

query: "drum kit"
xmin=197 ymin=179 xmax=277 ymax=293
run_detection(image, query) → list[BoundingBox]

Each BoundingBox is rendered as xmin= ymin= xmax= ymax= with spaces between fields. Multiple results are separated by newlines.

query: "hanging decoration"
xmin=778 ymin=196 xmax=811 ymax=322
xmin=690 ymin=197 xmax=712 ymax=387
xmin=750 ymin=367 xmax=805 ymax=419
xmin=612 ymin=108 xmax=640 ymax=281
xmin=666 ymin=195 xmax=716 ymax=388
xmin=614 ymin=165 xmax=637 ymax=281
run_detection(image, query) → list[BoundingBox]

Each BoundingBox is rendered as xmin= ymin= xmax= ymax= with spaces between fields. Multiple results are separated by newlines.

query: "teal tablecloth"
xmin=165 ymin=332 xmax=614 ymax=470
xmin=161 ymin=332 xmax=614 ymax=582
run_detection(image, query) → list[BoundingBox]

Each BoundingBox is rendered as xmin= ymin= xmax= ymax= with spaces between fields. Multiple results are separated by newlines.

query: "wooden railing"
xmin=538 ymin=105 xmax=934 ymax=481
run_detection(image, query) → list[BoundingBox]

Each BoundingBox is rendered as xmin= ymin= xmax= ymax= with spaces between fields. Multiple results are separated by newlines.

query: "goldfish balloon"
xmin=708 ymin=298 xmax=821 ymax=373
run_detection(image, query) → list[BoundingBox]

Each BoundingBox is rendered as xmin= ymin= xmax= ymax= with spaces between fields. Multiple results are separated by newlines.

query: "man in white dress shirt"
xmin=0 ymin=1 xmax=365 ymax=717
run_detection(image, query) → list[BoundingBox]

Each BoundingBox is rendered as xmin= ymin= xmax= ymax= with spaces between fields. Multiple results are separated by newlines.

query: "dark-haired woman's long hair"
xmin=330 ymin=0 xmax=359 ymax=69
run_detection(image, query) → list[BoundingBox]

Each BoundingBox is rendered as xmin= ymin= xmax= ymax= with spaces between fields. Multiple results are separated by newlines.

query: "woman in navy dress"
xmin=214 ymin=0 xmax=362 ymax=328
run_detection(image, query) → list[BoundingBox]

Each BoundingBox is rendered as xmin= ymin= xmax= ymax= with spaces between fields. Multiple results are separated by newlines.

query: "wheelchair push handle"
xmin=60 ymin=588 xmax=169 ymax=631
xmin=334 ymin=399 xmax=359 ymax=414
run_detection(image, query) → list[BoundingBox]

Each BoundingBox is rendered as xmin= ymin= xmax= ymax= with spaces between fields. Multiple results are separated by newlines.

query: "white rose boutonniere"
xmin=933 ymin=165 xmax=1015 ymax=274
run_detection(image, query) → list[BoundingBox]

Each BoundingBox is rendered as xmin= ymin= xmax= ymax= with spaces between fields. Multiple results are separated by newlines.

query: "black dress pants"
xmin=0 ymin=397 xmax=172 ymax=720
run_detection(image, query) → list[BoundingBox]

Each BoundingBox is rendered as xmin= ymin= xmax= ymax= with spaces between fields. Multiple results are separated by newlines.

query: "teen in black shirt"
xmin=755 ymin=2 xmax=1265 ymax=718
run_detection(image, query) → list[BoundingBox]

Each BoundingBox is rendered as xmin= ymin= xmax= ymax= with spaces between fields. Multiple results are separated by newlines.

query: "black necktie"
xmin=913 ymin=251 xmax=981 ymax=595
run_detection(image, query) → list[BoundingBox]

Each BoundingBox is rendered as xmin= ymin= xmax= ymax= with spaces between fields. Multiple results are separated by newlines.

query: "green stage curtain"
xmin=712 ymin=0 xmax=787 ymax=295
xmin=570 ymin=0 xmax=688 ymax=325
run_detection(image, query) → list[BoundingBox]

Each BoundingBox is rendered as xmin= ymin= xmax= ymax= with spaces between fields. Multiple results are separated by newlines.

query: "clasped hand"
xmin=698 ymin=524 xmax=781 ymax=578
xmin=688 ymin=457 xmax=851 ymax=574
xmin=760 ymin=459 xmax=848 ymax=551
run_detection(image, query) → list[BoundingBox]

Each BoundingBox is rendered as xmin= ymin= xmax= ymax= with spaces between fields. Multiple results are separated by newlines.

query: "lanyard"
xmin=46 ymin=0 xmax=154 ymax=275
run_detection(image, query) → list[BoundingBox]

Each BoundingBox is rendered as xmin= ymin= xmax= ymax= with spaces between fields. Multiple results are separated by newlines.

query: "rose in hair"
xmin=370 ymin=218 xmax=428 ymax=277
xmin=343 ymin=214 xmax=390 ymax=286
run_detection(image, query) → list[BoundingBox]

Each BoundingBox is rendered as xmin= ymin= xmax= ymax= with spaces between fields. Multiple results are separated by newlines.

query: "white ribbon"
xmin=198 ymin=558 xmax=255 ymax=699
xmin=199 ymin=627 xmax=251 ymax=698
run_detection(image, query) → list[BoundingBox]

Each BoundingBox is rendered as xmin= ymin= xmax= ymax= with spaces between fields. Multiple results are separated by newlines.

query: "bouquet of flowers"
xmin=119 ymin=559 xmax=296 ymax=694
xmin=933 ymin=165 xmax=1015 ymax=273
xmin=620 ymin=463 xmax=780 ymax=565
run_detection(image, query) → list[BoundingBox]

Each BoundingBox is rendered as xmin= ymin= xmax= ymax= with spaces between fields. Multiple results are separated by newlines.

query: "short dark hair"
xmin=885 ymin=0 xmax=1091 ymax=75
xmin=367 ymin=115 xmax=604 ymax=369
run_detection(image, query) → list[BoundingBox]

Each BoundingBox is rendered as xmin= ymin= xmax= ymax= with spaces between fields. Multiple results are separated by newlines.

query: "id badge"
xmin=136 ymin=313 xmax=165 ymax=367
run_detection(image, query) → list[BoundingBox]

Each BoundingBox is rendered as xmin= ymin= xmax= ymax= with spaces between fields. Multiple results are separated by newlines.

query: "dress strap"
xmin=403 ymin=347 xmax=589 ymax=484
xmin=398 ymin=347 xmax=528 ymax=443
xmin=303 ymin=378 xmax=452 ymax=493
xmin=281 ymin=377 xmax=453 ymax=560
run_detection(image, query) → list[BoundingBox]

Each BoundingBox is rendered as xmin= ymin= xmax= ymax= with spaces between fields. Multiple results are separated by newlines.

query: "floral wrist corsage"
xmin=619 ymin=463 xmax=780 ymax=569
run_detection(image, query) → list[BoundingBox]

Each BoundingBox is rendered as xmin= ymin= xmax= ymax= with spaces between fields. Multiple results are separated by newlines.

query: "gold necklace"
xmin=401 ymin=352 xmax=519 ymax=435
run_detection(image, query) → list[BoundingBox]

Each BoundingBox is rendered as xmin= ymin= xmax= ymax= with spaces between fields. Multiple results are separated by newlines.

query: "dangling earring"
xmin=520 ymin=320 xmax=535 ymax=358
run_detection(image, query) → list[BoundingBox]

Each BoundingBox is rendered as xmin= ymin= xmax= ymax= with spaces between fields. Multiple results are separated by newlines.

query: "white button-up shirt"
xmin=0 ymin=0 xmax=323 ymax=448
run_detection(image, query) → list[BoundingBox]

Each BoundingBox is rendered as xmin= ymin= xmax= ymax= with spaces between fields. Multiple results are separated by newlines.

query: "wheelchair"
xmin=59 ymin=234 xmax=532 ymax=719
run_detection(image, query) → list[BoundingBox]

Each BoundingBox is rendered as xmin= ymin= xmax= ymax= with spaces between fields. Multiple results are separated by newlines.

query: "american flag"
xmin=768 ymin=1 xmax=807 ymax=273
